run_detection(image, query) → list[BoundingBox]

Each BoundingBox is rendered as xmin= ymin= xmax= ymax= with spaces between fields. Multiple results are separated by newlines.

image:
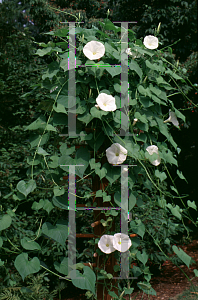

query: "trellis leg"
xmin=92 ymin=176 xmax=118 ymax=300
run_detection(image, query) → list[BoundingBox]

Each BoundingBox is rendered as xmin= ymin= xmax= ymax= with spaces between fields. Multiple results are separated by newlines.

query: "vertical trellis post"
xmin=92 ymin=175 xmax=118 ymax=300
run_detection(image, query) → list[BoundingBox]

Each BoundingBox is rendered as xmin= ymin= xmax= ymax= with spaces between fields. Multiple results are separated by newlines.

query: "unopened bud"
xmin=157 ymin=22 xmax=161 ymax=34
xmin=133 ymin=118 xmax=138 ymax=126
xmin=107 ymin=9 xmax=110 ymax=17
xmin=82 ymin=34 xmax=84 ymax=43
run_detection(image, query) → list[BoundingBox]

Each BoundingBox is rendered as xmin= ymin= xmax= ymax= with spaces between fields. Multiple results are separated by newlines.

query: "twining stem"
xmin=40 ymin=265 xmax=72 ymax=281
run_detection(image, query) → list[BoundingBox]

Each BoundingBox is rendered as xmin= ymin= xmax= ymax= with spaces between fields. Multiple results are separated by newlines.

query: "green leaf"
xmin=42 ymin=61 xmax=59 ymax=80
xmin=95 ymin=167 xmax=107 ymax=180
xmin=0 ymin=237 xmax=3 ymax=248
xmin=194 ymin=269 xmax=198 ymax=277
xmin=48 ymin=155 xmax=59 ymax=168
xmin=103 ymin=163 xmax=120 ymax=184
xmin=187 ymin=200 xmax=197 ymax=211
xmin=54 ymin=257 xmax=70 ymax=275
xmin=17 ymin=180 xmax=36 ymax=197
xmin=52 ymin=195 xmax=68 ymax=210
xmin=174 ymin=108 xmax=185 ymax=122
xmin=75 ymin=146 xmax=90 ymax=178
xmin=136 ymin=250 xmax=148 ymax=266
xmin=161 ymin=149 xmax=178 ymax=166
xmin=129 ymin=192 xmax=136 ymax=211
xmin=124 ymin=287 xmax=134 ymax=295
xmin=29 ymin=133 xmax=50 ymax=149
xmin=77 ymin=111 xmax=94 ymax=125
xmin=36 ymin=47 xmax=52 ymax=56
xmin=43 ymin=199 xmax=54 ymax=214
xmin=129 ymin=60 xmax=142 ymax=80
xmin=177 ymin=170 xmax=187 ymax=182
xmin=155 ymin=170 xmax=167 ymax=182
xmin=134 ymin=112 xmax=148 ymax=124
xmin=139 ymin=96 xmax=153 ymax=108
xmin=167 ymin=204 xmax=182 ymax=220
xmin=53 ymin=186 xmax=65 ymax=197
xmin=108 ymin=291 xmax=119 ymax=299
xmin=31 ymin=200 xmax=44 ymax=211
xmin=37 ymin=147 xmax=49 ymax=156
xmin=89 ymin=158 xmax=101 ymax=170
xmin=90 ymin=106 xmax=109 ymax=119
xmin=14 ymin=253 xmax=40 ymax=281
xmin=70 ymin=266 xmax=96 ymax=295
xmin=0 ymin=214 xmax=12 ymax=231
xmin=130 ymin=220 xmax=145 ymax=239
xmin=138 ymin=85 xmax=152 ymax=98
xmin=21 ymin=237 xmax=41 ymax=251
xmin=105 ymin=65 xmax=121 ymax=77
xmin=25 ymin=115 xmax=46 ymax=131
xmin=0 ymin=259 xmax=4 ymax=266
xmin=172 ymin=245 xmax=192 ymax=268
xmin=132 ymin=265 xmax=143 ymax=277
xmin=42 ymin=221 xmax=68 ymax=246
xmin=53 ymin=103 xmax=67 ymax=114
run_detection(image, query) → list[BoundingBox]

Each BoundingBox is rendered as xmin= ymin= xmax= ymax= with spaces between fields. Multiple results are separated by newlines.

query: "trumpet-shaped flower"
xmin=164 ymin=111 xmax=179 ymax=127
xmin=83 ymin=40 xmax=105 ymax=60
xmin=113 ymin=233 xmax=132 ymax=252
xmin=106 ymin=143 xmax=127 ymax=165
xmin=96 ymin=93 xmax=117 ymax=112
xmin=146 ymin=145 xmax=161 ymax=166
xmin=98 ymin=235 xmax=115 ymax=254
xmin=143 ymin=35 xmax=159 ymax=49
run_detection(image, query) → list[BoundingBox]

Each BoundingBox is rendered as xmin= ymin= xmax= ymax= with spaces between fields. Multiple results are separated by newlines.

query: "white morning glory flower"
xmin=98 ymin=235 xmax=115 ymax=254
xmin=96 ymin=93 xmax=117 ymax=112
xmin=106 ymin=143 xmax=127 ymax=165
xmin=146 ymin=145 xmax=161 ymax=166
xmin=83 ymin=40 xmax=105 ymax=60
xmin=143 ymin=35 xmax=159 ymax=49
xmin=164 ymin=111 xmax=179 ymax=127
xmin=113 ymin=233 xmax=132 ymax=252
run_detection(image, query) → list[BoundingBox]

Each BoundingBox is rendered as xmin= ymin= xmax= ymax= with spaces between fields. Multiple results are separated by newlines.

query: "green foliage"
xmin=0 ymin=6 xmax=197 ymax=298
xmin=108 ymin=0 xmax=197 ymax=61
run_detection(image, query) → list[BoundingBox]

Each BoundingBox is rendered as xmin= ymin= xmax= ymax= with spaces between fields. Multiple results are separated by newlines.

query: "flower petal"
xmin=96 ymin=93 xmax=117 ymax=112
xmin=83 ymin=41 xmax=105 ymax=60
xmin=113 ymin=233 xmax=132 ymax=252
xmin=146 ymin=145 xmax=161 ymax=166
xmin=143 ymin=35 xmax=158 ymax=50
xmin=98 ymin=235 xmax=115 ymax=254
xmin=106 ymin=143 xmax=127 ymax=165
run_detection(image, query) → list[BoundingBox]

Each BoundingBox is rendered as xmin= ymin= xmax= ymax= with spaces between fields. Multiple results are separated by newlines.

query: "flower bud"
xmin=157 ymin=22 xmax=161 ymax=34
xmin=133 ymin=118 xmax=138 ymax=126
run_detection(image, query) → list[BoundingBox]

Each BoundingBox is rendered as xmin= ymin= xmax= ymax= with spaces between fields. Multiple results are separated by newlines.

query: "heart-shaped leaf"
xmin=14 ymin=253 xmax=40 ymax=281
xmin=54 ymin=257 xmax=73 ymax=276
xmin=17 ymin=180 xmax=36 ymax=197
xmin=70 ymin=266 xmax=96 ymax=295
xmin=0 ymin=214 xmax=12 ymax=231
xmin=95 ymin=167 xmax=107 ymax=179
xmin=172 ymin=245 xmax=192 ymax=268
xmin=21 ymin=237 xmax=41 ymax=251
xmin=42 ymin=220 xmax=68 ymax=246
